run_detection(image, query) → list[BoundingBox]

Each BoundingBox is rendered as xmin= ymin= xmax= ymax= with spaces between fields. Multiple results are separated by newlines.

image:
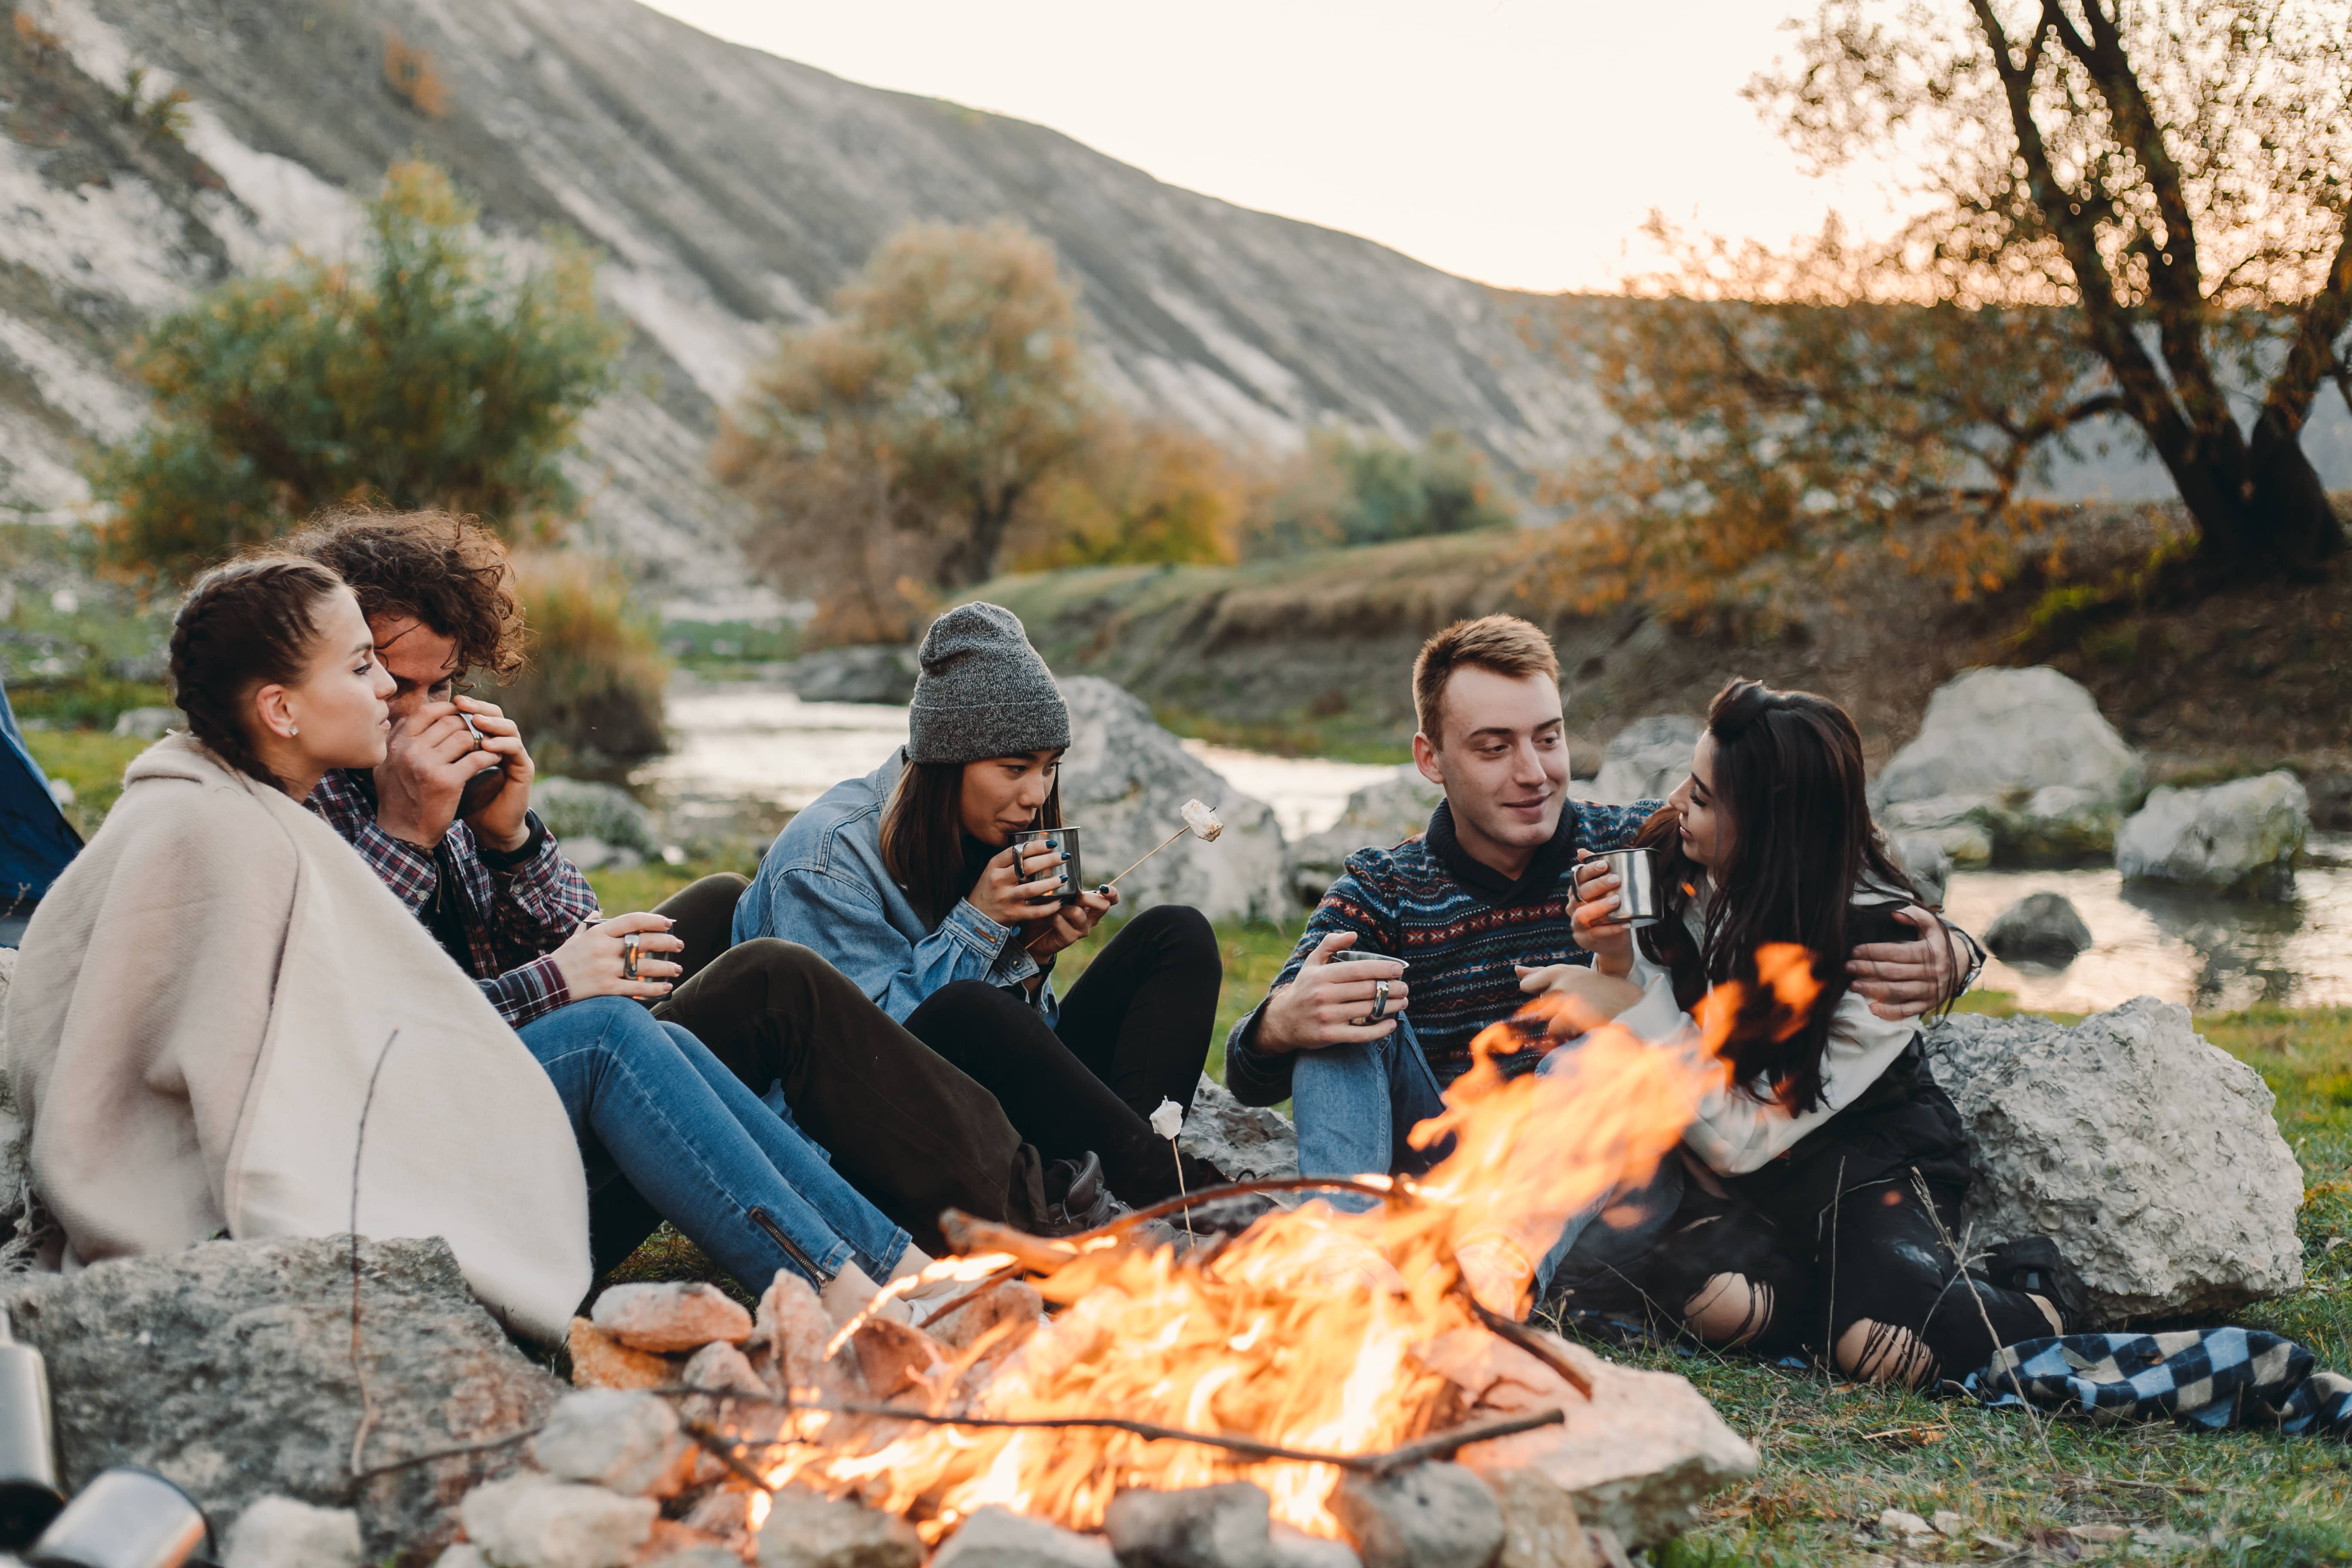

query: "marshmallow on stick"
xmin=1105 ymin=799 xmax=1225 ymax=889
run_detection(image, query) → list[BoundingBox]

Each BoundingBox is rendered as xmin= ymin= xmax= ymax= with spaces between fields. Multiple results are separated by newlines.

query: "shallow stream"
xmin=645 ymin=678 xmax=2352 ymax=1015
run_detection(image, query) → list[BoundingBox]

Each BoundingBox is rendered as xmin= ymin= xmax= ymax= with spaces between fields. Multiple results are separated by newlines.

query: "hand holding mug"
xmin=969 ymin=841 xmax=1067 ymax=928
xmin=1256 ymin=930 xmax=1412 ymax=1054
xmin=1570 ymin=850 xmax=1635 ymax=977
xmin=551 ymin=911 xmax=683 ymax=1001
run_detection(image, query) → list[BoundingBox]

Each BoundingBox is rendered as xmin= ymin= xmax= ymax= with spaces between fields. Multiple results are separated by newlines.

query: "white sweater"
xmin=1614 ymin=892 xmax=1919 ymax=1176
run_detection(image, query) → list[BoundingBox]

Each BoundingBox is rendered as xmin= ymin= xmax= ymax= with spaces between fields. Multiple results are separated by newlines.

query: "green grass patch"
xmin=19 ymin=729 xmax=150 ymax=840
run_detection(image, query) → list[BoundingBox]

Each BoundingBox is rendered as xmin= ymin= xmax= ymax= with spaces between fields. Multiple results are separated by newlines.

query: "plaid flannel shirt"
xmin=305 ymin=768 xmax=600 ymax=1027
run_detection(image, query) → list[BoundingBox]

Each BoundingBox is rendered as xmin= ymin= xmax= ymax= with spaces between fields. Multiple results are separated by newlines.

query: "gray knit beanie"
xmin=906 ymin=602 xmax=1071 ymax=764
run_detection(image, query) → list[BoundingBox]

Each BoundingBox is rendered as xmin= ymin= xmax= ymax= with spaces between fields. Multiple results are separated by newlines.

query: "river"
xmin=644 ymin=679 xmax=2352 ymax=1015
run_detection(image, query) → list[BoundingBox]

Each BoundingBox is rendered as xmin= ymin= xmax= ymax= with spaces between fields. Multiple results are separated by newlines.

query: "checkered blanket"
xmin=1964 ymin=1329 xmax=2352 ymax=1438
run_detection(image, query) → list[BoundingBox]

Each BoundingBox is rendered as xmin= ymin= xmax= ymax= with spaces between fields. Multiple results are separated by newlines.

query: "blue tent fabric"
xmin=0 ymin=675 xmax=82 ymax=942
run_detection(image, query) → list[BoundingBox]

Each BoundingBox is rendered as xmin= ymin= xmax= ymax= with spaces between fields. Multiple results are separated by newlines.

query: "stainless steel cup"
xmin=0 ymin=1320 xmax=62 ymax=1548
xmin=1009 ymin=827 xmax=1082 ymax=906
xmin=1595 ymin=847 xmax=1664 ymax=929
xmin=26 ymin=1469 xmax=211 ymax=1568
xmin=1329 ymin=948 xmax=1407 ymax=1026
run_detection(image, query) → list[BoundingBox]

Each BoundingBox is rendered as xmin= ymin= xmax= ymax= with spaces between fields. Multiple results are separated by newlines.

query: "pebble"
xmin=1103 ymin=1481 xmax=1277 ymax=1567
xmin=1332 ymin=1465 xmax=1504 ymax=1568
xmin=222 ymin=1495 xmax=363 ymax=1568
xmin=681 ymin=1339 xmax=771 ymax=1398
xmin=458 ymin=1474 xmax=658 ymax=1568
xmin=567 ymin=1316 xmax=673 ymax=1391
xmin=1486 ymin=1468 xmax=1592 ymax=1568
xmin=931 ymin=1505 xmax=1118 ymax=1568
xmin=532 ymin=1389 xmax=694 ymax=1498
xmin=591 ymin=1281 xmax=754 ymax=1353
xmin=756 ymin=1488 xmax=923 ymax=1568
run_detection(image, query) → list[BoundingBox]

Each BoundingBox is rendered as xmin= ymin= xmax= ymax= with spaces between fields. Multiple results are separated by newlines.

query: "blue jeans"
xmin=518 ymin=996 xmax=909 ymax=1291
xmin=1292 ymin=1019 xmax=1454 ymax=1208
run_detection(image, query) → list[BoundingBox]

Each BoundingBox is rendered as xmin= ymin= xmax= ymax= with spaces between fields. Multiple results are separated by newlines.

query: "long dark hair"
xmin=1638 ymin=679 xmax=1919 ymax=1114
xmin=879 ymin=757 xmax=1063 ymax=927
xmin=167 ymin=556 xmax=350 ymax=794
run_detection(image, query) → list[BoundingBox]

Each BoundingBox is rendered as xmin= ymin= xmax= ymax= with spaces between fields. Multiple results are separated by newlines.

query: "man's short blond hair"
xmin=1412 ymin=615 xmax=1560 ymax=742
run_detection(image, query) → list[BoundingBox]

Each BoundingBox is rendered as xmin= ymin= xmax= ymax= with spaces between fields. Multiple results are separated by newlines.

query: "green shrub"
xmin=498 ymin=551 xmax=668 ymax=778
xmin=1241 ymin=428 xmax=1515 ymax=558
xmin=89 ymin=160 xmax=623 ymax=583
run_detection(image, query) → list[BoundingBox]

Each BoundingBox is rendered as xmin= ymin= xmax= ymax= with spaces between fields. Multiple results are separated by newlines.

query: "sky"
xmin=635 ymin=0 xmax=1915 ymax=295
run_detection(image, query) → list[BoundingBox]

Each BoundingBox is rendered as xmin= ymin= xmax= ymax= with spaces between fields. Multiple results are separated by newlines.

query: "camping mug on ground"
xmin=1009 ymin=827 xmax=1083 ymax=906
xmin=24 ymin=1469 xmax=211 ymax=1568
xmin=1592 ymin=847 xmax=1664 ymax=930
xmin=0 ymin=1320 xmax=62 ymax=1548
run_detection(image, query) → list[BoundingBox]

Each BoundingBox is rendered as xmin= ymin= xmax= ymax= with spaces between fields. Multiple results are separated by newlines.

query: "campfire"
xmin=569 ymin=959 xmax=1815 ymax=1559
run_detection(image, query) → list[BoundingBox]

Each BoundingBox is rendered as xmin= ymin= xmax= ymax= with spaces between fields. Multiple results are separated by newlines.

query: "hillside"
xmin=0 ymin=0 xmax=1597 ymax=608
xmin=978 ymin=502 xmax=2352 ymax=816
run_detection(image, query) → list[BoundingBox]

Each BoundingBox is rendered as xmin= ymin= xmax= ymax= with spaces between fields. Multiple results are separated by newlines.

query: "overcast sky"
xmin=636 ymin=0 xmax=1912 ymax=295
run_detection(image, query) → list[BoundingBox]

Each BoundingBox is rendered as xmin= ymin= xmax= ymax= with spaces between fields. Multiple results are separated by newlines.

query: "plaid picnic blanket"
xmin=1964 ymin=1329 xmax=2352 ymax=1438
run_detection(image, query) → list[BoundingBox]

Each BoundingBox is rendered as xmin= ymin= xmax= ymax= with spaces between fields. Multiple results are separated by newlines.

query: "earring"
xmin=288 ymin=725 xmax=299 ymax=736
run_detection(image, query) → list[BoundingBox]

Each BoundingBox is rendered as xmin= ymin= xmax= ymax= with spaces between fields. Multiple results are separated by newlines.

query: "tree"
xmin=1009 ymin=418 xmax=1248 ymax=570
xmin=1242 ymin=428 xmax=1517 ymax=559
xmin=90 ymin=161 xmax=625 ymax=581
xmin=714 ymin=222 xmax=1092 ymax=640
xmin=1560 ymin=0 xmax=2352 ymax=614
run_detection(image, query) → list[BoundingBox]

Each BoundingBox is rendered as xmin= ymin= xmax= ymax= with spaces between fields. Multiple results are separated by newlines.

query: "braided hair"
xmin=166 ymin=556 xmax=349 ymax=794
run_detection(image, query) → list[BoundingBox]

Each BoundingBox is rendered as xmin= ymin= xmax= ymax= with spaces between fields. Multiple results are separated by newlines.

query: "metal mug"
xmin=0 ymin=1320 xmax=62 ymax=1548
xmin=1329 ymin=948 xmax=1407 ymax=1026
xmin=1009 ymin=827 xmax=1083 ymax=906
xmin=1592 ymin=847 xmax=1664 ymax=929
xmin=25 ymin=1468 xmax=211 ymax=1568
xmin=454 ymin=709 xmax=507 ymax=818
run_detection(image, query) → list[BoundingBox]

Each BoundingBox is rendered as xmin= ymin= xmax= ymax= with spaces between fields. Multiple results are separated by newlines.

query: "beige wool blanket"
xmin=4 ymin=735 xmax=589 ymax=1343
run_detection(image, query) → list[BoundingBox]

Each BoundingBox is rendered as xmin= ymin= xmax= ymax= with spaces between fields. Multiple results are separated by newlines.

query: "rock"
xmin=459 ymin=1475 xmax=657 ymax=1568
xmin=1058 ymin=677 xmax=1291 ymax=925
xmin=1289 ymin=772 xmax=1441 ymax=906
xmin=1269 ymin=1527 xmax=1361 ymax=1568
xmin=1587 ymin=717 xmax=1701 ymax=808
xmin=1878 ymin=795 xmax=1995 ymax=870
xmin=929 ymin=1506 xmax=1119 ymax=1568
xmin=680 ymin=1340 xmax=770 ymax=1398
xmin=567 ymin=1317 xmax=673 ymax=1391
xmin=923 ymin=1277 xmax=1044 ymax=1355
xmin=1982 ymin=784 xmax=2121 ymax=867
xmin=591 ymin=1282 xmax=753 ymax=1354
xmin=0 ymin=947 xmax=34 ymax=1268
xmin=0 ymin=1235 xmax=564 ymax=1562
xmin=1179 ymin=1076 xmax=1300 ymax=1183
xmin=1982 ymin=892 xmax=2093 ymax=967
xmin=532 ymin=1390 xmax=693 ymax=1498
xmin=1105 ymin=1481 xmax=1280 ymax=1568
xmin=2116 ymin=772 xmax=2309 ymax=900
xmin=1485 ymin=1470 xmax=1591 ymax=1568
xmin=789 ymin=645 xmax=919 ymax=706
xmin=754 ymin=1488 xmax=922 ymax=1568
xmin=224 ymin=1495 xmax=364 ymax=1568
xmin=110 ymin=704 xmax=177 ymax=740
xmin=1922 ymin=998 xmax=2305 ymax=1321
xmin=533 ymin=778 xmax=662 ymax=860
xmin=1444 ymin=1329 xmax=1755 ymax=1548
xmin=434 ymin=1548 xmax=492 ymax=1568
xmin=1331 ymin=1464 xmax=1504 ymax=1568
xmin=750 ymin=1271 xmax=835 ymax=1393
xmin=1884 ymin=831 xmax=1952 ymax=906
xmin=1875 ymin=668 xmax=2144 ymax=815
xmin=847 ymin=1315 xmax=946 ymax=1399
xmin=1878 ymin=1508 xmax=1932 ymax=1539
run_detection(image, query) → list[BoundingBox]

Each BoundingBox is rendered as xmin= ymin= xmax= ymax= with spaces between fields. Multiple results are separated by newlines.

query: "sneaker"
xmin=1985 ymin=1234 xmax=2085 ymax=1333
xmin=1034 ymin=1152 xmax=1118 ymax=1237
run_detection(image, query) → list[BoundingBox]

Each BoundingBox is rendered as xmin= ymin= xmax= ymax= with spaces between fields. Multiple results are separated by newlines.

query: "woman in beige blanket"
xmin=6 ymin=557 xmax=954 ymax=1341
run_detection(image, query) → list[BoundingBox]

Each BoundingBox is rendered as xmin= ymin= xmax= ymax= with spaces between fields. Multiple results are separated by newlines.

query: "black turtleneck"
xmin=1421 ymin=797 xmax=1581 ymax=907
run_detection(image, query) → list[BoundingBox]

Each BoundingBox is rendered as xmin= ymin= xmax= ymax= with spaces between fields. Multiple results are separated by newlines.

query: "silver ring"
xmin=1369 ymin=977 xmax=1391 ymax=1022
xmin=622 ymin=932 xmax=641 ymax=980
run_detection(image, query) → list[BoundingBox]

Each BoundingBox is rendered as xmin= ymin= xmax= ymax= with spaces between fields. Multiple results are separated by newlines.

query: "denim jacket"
xmin=732 ymin=750 xmax=1054 ymax=1023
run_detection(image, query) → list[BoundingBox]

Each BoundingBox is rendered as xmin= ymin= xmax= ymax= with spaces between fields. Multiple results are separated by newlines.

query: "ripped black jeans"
xmin=1545 ymin=1071 xmax=2053 ymax=1380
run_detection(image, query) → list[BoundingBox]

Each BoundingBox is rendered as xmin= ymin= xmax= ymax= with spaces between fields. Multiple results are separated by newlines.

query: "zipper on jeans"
xmin=748 ymin=1205 xmax=830 ymax=1283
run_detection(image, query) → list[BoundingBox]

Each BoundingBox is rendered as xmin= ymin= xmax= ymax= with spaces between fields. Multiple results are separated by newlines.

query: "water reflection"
xmin=645 ymin=680 xmax=2350 ymax=1016
xmin=1940 ymin=842 xmax=2352 ymax=1014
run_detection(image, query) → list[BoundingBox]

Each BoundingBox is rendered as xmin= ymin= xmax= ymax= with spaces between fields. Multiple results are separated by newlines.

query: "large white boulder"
xmin=1588 ymin=716 xmax=1700 ymax=807
xmin=1922 ymin=999 xmax=2304 ymax=1323
xmin=1057 ymin=677 xmax=1292 ymax=925
xmin=1874 ymin=669 xmax=2141 ymax=866
xmin=1289 ymin=770 xmax=1441 ymax=906
xmin=2116 ymin=771 xmax=2309 ymax=900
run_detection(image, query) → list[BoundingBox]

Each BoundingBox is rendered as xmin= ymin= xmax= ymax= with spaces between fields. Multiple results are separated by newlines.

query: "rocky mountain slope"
xmin=0 ymin=0 xmax=1598 ymax=608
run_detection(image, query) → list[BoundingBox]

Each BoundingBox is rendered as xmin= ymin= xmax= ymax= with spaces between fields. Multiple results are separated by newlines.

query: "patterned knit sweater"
xmin=1225 ymin=795 xmax=1660 ymax=1105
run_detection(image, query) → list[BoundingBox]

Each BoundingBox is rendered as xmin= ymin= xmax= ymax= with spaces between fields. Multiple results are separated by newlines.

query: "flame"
xmin=754 ymin=948 xmax=1820 ymax=1540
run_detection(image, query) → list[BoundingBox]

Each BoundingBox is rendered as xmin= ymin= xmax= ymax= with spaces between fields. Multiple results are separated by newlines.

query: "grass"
xmin=19 ymin=729 xmax=149 ymax=840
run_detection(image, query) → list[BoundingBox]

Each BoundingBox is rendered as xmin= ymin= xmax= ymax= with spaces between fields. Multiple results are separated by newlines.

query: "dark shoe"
xmin=1034 ymin=1152 xmax=1118 ymax=1237
xmin=1986 ymin=1235 xmax=2085 ymax=1333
